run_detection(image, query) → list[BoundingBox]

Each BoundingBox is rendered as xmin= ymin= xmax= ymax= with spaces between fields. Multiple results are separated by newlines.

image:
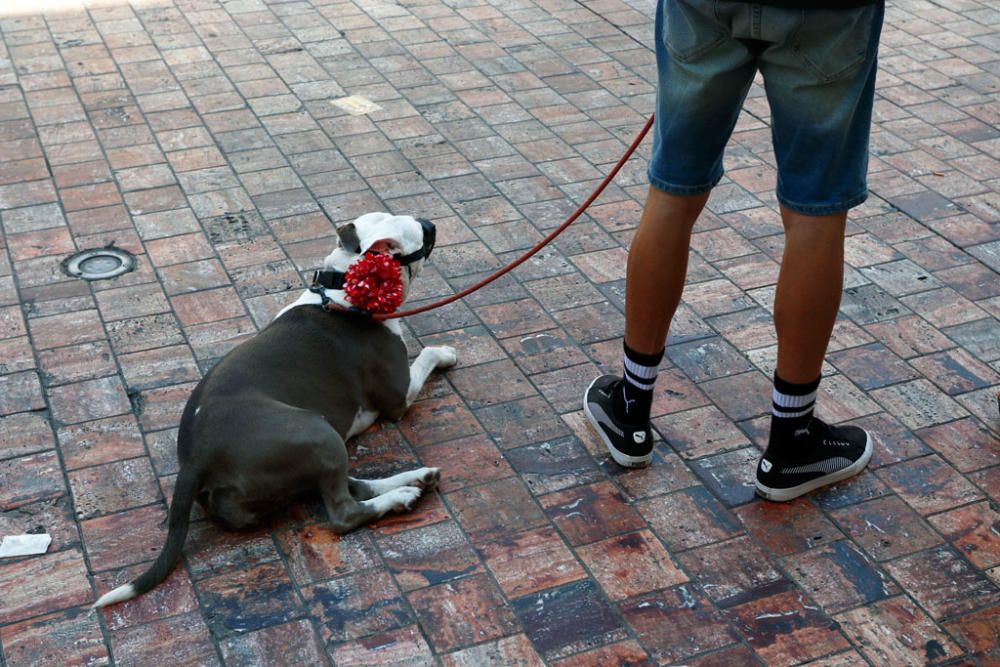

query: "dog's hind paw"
xmin=433 ymin=346 xmax=458 ymax=368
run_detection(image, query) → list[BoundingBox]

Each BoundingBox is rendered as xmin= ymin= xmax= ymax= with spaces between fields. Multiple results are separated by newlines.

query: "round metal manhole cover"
xmin=62 ymin=247 xmax=136 ymax=281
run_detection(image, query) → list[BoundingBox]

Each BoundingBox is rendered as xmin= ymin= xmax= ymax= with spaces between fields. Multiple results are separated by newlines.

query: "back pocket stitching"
xmin=663 ymin=0 xmax=727 ymax=63
xmin=790 ymin=6 xmax=874 ymax=84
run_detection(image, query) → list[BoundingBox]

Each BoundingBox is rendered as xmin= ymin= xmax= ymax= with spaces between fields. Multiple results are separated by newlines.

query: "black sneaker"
xmin=584 ymin=375 xmax=653 ymax=468
xmin=755 ymin=417 xmax=873 ymax=502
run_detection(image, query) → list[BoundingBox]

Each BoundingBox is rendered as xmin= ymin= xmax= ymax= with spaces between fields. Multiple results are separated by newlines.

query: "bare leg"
xmin=774 ymin=205 xmax=847 ymax=383
xmin=584 ymin=186 xmax=711 ymax=468
xmin=756 ymin=207 xmax=873 ymax=503
xmin=624 ymin=187 xmax=711 ymax=354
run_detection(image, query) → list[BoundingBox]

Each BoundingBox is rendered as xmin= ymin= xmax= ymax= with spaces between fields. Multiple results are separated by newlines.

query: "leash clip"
xmin=309 ymin=271 xmax=332 ymax=308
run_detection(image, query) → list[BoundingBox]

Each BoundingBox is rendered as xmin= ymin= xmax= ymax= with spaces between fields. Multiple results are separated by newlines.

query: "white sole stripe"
xmin=782 ymin=457 xmax=853 ymax=475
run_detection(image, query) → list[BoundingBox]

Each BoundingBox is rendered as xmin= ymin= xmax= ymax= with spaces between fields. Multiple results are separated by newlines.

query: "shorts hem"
xmin=777 ymin=190 xmax=869 ymax=216
xmin=648 ymin=169 xmax=722 ymax=197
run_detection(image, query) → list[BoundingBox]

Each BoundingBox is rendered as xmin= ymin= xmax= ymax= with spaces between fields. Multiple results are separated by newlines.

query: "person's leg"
xmin=764 ymin=208 xmax=848 ymax=459
xmin=606 ymin=188 xmax=708 ymax=434
xmin=773 ymin=207 xmax=847 ymax=384
xmin=624 ymin=187 xmax=710 ymax=356
xmin=758 ymin=210 xmax=872 ymax=501
xmin=585 ymin=0 xmax=757 ymax=468
xmin=585 ymin=188 xmax=709 ymax=468
xmin=753 ymin=3 xmax=884 ymax=501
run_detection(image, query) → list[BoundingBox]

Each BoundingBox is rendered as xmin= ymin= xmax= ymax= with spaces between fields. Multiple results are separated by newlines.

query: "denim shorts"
xmin=648 ymin=0 xmax=885 ymax=215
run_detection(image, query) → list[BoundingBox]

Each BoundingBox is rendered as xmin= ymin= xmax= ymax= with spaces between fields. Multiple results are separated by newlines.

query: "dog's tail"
xmin=91 ymin=465 xmax=201 ymax=609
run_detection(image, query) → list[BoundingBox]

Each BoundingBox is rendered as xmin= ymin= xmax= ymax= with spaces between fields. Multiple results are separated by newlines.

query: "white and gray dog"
xmin=93 ymin=212 xmax=456 ymax=609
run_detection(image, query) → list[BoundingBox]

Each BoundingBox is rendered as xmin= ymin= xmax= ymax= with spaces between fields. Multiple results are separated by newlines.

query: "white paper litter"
xmin=331 ymin=95 xmax=382 ymax=115
xmin=0 ymin=534 xmax=52 ymax=558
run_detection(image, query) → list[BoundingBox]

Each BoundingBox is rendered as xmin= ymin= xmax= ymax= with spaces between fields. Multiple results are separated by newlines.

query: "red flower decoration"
xmin=343 ymin=252 xmax=404 ymax=314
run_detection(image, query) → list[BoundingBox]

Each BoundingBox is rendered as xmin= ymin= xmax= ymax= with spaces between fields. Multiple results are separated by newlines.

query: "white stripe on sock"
xmin=624 ymin=357 xmax=658 ymax=380
xmin=772 ymin=388 xmax=816 ymax=410
xmin=774 ymin=405 xmax=813 ymax=418
xmin=625 ymin=376 xmax=655 ymax=391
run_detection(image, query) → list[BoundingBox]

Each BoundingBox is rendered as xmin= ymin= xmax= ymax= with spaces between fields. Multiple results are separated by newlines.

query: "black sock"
xmin=613 ymin=342 xmax=663 ymax=426
xmin=766 ymin=373 xmax=820 ymax=455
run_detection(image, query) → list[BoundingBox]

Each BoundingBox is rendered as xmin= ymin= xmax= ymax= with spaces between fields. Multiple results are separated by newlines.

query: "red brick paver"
xmin=1 ymin=0 xmax=999 ymax=665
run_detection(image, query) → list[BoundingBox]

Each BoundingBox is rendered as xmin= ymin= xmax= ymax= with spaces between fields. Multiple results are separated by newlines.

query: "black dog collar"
xmin=312 ymin=270 xmax=345 ymax=290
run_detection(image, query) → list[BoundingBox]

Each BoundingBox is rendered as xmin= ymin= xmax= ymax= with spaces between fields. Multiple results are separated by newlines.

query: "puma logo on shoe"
xmin=760 ymin=459 xmax=773 ymax=473
xmin=632 ymin=431 xmax=646 ymax=444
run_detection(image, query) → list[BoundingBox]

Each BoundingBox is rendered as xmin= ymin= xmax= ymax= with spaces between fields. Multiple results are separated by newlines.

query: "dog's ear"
xmin=336 ymin=222 xmax=362 ymax=254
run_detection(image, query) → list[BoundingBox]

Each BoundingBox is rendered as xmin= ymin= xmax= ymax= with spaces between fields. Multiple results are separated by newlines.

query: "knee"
xmin=642 ymin=186 xmax=709 ymax=230
xmin=780 ymin=206 xmax=847 ymax=239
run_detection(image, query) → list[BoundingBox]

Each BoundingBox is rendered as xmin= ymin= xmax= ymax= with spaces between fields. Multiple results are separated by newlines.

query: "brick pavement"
xmin=0 ymin=0 xmax=999 ymax=664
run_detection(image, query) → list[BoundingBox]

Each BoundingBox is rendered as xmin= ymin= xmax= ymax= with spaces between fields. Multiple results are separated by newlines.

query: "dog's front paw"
xmin=387 ymin=485 xmax=422 ymax=512
xmin=434 ymin=346 xmax=458 ymax=369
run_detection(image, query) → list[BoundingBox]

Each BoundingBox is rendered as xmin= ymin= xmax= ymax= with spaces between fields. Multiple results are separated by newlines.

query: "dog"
xmin=92 ymin=212 xmax=457 ymax=609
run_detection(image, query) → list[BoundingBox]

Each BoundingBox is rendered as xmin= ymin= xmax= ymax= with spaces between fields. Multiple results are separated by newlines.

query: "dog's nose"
xmin=417 ymin=218 xmax=436 ymax=259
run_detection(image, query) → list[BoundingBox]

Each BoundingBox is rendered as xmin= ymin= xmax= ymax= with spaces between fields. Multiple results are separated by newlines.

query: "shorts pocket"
xmin=792 ymin=5 xmax=879 ymax=84
xmin=662 ymin=0 xmax=726 ymax=63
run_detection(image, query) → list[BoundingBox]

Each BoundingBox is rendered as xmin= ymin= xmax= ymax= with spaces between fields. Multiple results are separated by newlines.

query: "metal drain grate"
xmin=62 ymin=247 xmax=136 ymax=281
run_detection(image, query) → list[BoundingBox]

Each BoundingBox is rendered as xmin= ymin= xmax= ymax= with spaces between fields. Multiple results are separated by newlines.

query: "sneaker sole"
xmin=583 ymin=376 xmax=652 ymax=469
xmin=754 ymin=431 xmax=874 ymax=502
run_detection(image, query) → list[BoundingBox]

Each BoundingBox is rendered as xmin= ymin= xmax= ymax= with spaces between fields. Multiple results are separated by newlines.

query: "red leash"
xmin=328 ymin=114 xmax=656 ymax=321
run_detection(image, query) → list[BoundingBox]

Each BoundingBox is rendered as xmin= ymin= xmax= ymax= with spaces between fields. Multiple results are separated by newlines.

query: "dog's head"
xmin=324 ymin=212 xmax=436 ymax=302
